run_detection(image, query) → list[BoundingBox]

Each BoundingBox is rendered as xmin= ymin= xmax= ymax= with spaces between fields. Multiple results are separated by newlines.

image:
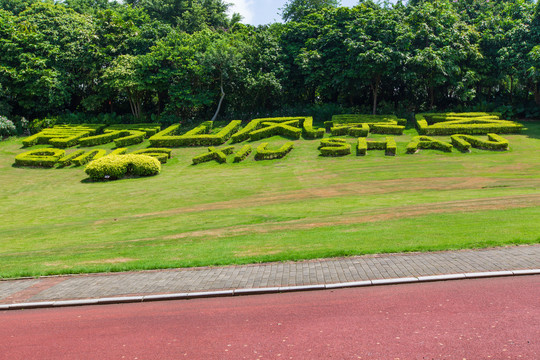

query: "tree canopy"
xmin=1 ymin=0 xmax=539 ymax=123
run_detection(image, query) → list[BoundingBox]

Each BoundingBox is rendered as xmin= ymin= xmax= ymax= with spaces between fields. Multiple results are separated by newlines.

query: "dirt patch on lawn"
xmin=162 ymin=194 xmax=540 ymax=241
xmin=79 ymin=258 xmax=136 ymax=265
xmin=94 ymin=177 xmax=540 ymax=226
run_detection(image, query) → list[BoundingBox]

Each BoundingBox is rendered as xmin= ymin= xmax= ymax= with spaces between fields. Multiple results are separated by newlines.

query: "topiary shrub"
xmin=14 ymin=148 xmax=65 ymax=167
xmin=85 ymin=155 xmax=161 ymax=181
xmin=318 ymin=138 xmax=351 ymax=157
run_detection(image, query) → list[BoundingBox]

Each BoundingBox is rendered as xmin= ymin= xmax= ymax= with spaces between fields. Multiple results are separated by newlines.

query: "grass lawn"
xmin=0 ymin=121 xmax=539 ymax=278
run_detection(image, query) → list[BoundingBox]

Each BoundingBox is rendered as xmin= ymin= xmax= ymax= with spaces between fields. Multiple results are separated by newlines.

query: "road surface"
xmin=1 ymin=275 xmax=538 ymax=359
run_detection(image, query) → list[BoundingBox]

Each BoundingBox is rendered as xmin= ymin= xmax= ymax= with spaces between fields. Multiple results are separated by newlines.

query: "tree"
xmin=202 ymin=34 xmax=246 ymax=122
xmin=281 ymin=0 xmax=340 ymax=22
xmin=345 ymin=3 xmax=406 ymax=114
xmin=102 ymin=55 xmax=145 ymax=118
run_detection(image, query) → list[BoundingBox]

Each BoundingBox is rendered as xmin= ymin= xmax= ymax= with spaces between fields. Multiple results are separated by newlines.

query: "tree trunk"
xmin=211 ymin=72 xmax=226 ymax=122
xmin=370 ymin=75 xmax=381 ymax=115
xmin=510 ymin=75 xmax=514 ymax=102
xmin=534 ymin=82 xmax=540 ymax=105
xmin=429 ymin=85 xmax=435 ymax=109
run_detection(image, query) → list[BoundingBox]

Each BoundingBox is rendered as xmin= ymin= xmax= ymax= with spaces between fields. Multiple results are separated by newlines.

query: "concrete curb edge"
xmin=1 ymin=269 xmax=539 ymax=311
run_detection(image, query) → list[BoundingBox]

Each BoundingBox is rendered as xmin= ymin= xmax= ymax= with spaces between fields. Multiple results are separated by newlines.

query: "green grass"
xmin=0 ymin=122 xmax=539 ymax=278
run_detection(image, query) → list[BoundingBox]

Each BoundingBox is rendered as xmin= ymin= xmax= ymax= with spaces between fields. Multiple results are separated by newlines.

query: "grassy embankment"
xmin=0 ymin=121 xmax=539 ymax=278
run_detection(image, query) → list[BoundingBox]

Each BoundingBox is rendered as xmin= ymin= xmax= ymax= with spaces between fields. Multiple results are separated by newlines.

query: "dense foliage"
xmin=1 ymin=0 xmax=539 ymax=128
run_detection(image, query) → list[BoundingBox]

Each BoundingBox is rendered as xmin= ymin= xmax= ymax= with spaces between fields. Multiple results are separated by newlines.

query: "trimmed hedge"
xmin=72 ymin=149 xmax=107 ymax=166
xmin=254 ymin=142 xmax=294 ymax=160
xmin=108 ymin=148 xmax=128 ymax=156
xmin=328 ymin=114 xmax=405 ymax=136
xmin=451 ymin=134 xmax=509 ymax=152
xmin=192 ymin=146 xmax=235 ymax=165
xmin=416 ymin=113 xmax=523 ymax=135
xmin=230 ymin=117 xmax=305 ymax=143
xmin=369 ymin=124 xmax=405 ymax=135
xmin=79 ymin=130 xmax=129 ymax=147
xmin=233 ymin=144 xmax=252 ymax=163
xmin=318 ymin=138 xmax=351 ymax=157
xmin=15 ymin=148 xmax=65 ymax=168
xmin=356 ymin=137 xmax=397 ymax=156
xmin=57 ymin=150 xmax=86 ymax=167
xmin=107 ymin=123 xmax=161 ymax=137
xmin=406 ymin=136 xmax=453 ymax=153
xmin=23 ymin=124 xmax=105 ymax=148
xmin=331 ymin=123 xmax=369 ymax=137
xmin=303 ymin=117 xmax=325 ymax=139
xmin=114 ymin=130 xmax=146 ymax=147
xmin=133 ymin=148 xmax=172 ymax=163
xmin=149 ymin=120 xmax=241 ymax=147
xmin=85 ymin=154 xmax=161 ymax=181
xmin=249 ymin=120 xmax=302 ymax=141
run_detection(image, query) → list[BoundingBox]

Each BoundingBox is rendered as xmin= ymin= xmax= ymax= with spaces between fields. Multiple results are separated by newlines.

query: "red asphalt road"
xmin=0 ymin=276 xmax=538 ymax=360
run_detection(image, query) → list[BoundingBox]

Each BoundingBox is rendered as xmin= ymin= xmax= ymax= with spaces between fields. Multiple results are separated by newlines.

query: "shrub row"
xmin=318 ymin=138 xmax=351 ymax=157
xmin=15 ymin=148 xmax=66 ymax=168
xmin=57 ymin=150 xmax=86 ymax=167
xmin=78 ymin=130 xmax=131 ymax=147
xmin=254 ymin=142 xmax=294 ymax=160
xmin=233 ymin=145 xmax=252 ymax=163
xmin=23 ymin=124 xmax=105 ymax=148
xmin=192 ymin=146 xmax=235 ymax=165
xmin=231 ymin=117 xmax=305 ymax=143
xmin=331 ymin=123 xmax=369 ymax=137
xmin=450 ymin=134 xmax=509 ymax=152
xmin=85 ymin=155 xmax=161 ymax=181
xmin=416 ymin=114 xmax=523 ymax=135
xmin=114 ymin=130 xmax=146 ymax=147
xmin=326 ymin=114 xmax=406 ymax=130
xmin=302 ymin=117 xmax=325 ymax=139
xmin=107 ymin=123 xmax=161 ymax=137
xmin=133 ymin=148 xmax=172 ymax=163
xmin=249 ymin=120 xmax=302 ymax=141
xmin=356 ymin=137 xmax=397 ymax=156
xmin=406 ymin=136 xmax=453 ymax=153
xmin=72 ymin=149 xmax=108 ymax=166
xmin=149 ymin=120 xmax=241 ymax=147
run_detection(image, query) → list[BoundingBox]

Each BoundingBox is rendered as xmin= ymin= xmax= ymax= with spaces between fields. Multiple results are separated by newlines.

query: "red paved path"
xmin=1 ymin=276 xmax=538 ymax=359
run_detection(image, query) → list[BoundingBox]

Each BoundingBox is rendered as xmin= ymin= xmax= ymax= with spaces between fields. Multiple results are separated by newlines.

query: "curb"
xmin=1 ymin=269 xmax=538 ymax=311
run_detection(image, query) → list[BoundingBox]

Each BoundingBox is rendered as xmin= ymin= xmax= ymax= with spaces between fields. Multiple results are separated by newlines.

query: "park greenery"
xmin=1 ymin=0 xmax=540 ymax=131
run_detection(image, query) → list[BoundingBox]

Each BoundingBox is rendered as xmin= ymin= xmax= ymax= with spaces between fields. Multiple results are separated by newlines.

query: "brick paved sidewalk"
xmin=1 ymin=245 xmax=539 ymax=306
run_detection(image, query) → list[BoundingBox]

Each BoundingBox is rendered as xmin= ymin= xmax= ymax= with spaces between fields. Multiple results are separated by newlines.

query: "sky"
xmin=227 ymin=0 xmax=361 ymax=26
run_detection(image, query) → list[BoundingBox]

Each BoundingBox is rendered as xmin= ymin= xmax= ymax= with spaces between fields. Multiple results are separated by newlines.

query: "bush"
xmin=113 ymin=130 xmax=146 ymax=147
xmin=22 ymin=124 xmax=105 ymax=148
xmin=0 ymin=116 xmax=16 ymax=138
xmin=57 ymin=150 xmax=86 ymax=167
xmin=406 ymin=136 xmax=453 ymax=153
xmin=331 ymin=123 xmax=369 ymax=137
xmin=79 ymin=130 xmax=130 ymax=147
xmin=302 ymin=117 xmax=325 ymax=139
xmin=149 ymin=121 xmax=241 ymax=147
xmin=85 ymin=155 xmax=161 ymax=181
xmin=318 ymin=138 xmax=351 ymax=157
xmin=107 ymin=123 xmax=161 ymax=137
xmin=450 ymin=134 xmax=509 ymax=152
xmin=356 ymin=137 xmax=397 ymax=156
xmin=329 ymin=114 xmax=407 ymax=128
xmin=72 ymin=149 xmax=107 ymax=166
xmin=254 ymin=142 xmax=294 ymax=160
xmin=231 ymin=117 xmax=304 ymax=143
xmin=416 ymin=113 xmax=523 ymax=135
xmin=133 ymin=148 xmax=172 ymax=163
xmin=192 ymin=146 xmax=235 ymax=165
xmin=233 ymin=145 xmax=252 ymax=163
xmin=249 ymin=120 xmax=302 ymax=141
xmin=14 ymin=148 xmax=65 ymax=167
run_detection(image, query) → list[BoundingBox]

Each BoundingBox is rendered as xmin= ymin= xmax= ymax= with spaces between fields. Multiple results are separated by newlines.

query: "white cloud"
xmin=228 ymin=0 xmax=255 ymax=24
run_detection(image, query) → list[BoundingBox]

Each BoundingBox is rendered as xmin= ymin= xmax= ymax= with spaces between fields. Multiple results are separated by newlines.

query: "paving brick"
xmin=0 ymin=245 xmax=538 ymax=304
